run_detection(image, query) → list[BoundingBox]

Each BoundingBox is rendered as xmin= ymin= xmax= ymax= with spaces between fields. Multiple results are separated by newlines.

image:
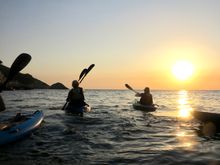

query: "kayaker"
xmin=135 ymin=87 xmax=153 ymax=105
xmin=66 ymin=80 xmax=86 ymax=109
xmin=0 ymin=72 xmax=6 ymax=111
xmin=0 ymin=81 xmax=5 ymax=111
xmin=0 ymin=95 xmax=5 ymax=112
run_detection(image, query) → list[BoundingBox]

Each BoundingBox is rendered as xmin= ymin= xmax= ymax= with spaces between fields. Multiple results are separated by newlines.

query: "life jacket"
xmin=67 ymin=87 xmax=85 ymax=106
xmin=140 ymin=93 xmax=153 ymax=105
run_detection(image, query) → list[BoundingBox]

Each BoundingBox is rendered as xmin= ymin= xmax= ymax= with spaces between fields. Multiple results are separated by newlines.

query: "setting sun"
xmin=172 ymin=61 xmax=194 ymax=81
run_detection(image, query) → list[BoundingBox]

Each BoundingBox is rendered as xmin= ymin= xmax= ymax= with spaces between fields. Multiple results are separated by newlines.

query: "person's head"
xmin=144 ymin=87 xmax=150 ymax=93
xmin=72 ymin=80 xmax=79 ymax=88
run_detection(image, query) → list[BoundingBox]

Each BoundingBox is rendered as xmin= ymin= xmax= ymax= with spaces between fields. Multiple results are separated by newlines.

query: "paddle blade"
xmin=0 ymin=53 xmax=31 ymax=92
xmin=78 ymin=69 xmax=87 ymax=81
xmin=7 ymin=53 xmax=32 ymax=82
xmin=87 ymin=64 xmax=95 ymax=72
xmin=125 ymin=84 xmax=139 ymax=94
xmin=125 ymin=84 xmax=133 ymax=91
xmin=79 ymin=64 xmax=95 ymax=83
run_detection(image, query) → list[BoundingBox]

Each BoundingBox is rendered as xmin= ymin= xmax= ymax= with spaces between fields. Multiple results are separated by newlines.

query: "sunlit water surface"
xmin=1 ymin=90 xmax=220 ymax=165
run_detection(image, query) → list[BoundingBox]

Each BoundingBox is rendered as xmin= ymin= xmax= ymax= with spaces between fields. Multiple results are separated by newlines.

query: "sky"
xmin=0 ymin=0 xmax=220 ymax=90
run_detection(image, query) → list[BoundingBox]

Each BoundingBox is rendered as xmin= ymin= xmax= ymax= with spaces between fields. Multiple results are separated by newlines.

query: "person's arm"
xmin=135 ymin=93 xmax=142 ymax=97
xmin=66 ymin=89 xmax=72 ymax=102
xmin=80 ymin=88 xmax=85 ymax=100
xmin=150 ymin=94 xmax=153 ymax=105
xmin=0 ymin=95 xmax=5 ymax=111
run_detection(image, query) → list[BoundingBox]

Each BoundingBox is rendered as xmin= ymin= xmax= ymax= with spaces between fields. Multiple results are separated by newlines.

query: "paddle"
xmin=78 ymin=69 xmax=87 ymax=82
xmin=125 ymin=84 xmax=140 ymax=94
xmin=79 ymin=64 xmax=95 ymax=83
xmin=62 ymin=64 xmax=95 ymax=110
xmin=0 ymin=53 xmax=31 ymax=92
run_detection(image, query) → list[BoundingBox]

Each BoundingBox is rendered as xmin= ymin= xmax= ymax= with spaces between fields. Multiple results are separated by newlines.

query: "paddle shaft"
xmin=62 ymin=102 xmax=68 ymax=110
xmin=125 ymin=84 xmax=140 ymax=94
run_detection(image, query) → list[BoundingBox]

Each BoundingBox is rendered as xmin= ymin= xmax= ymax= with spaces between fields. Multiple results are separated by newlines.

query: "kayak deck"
xmin=0 ymin=110 xmax=44 ymax=145
xmin=65 ymin=104 xmax=91 ymax=116
xmin=133 ymin=101 xmax=157 ymax=112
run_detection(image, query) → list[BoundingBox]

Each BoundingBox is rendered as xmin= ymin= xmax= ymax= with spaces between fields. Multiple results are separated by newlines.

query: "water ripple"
xmin=1 ymin=90 xmax=220 ymax=164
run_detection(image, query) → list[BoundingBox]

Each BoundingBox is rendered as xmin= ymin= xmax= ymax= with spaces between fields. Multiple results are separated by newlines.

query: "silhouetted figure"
xmin=0 ymin=71 xmax=6 ymax=111
xmin=0 ymin=95 xmax=5 ymax=112
xmin=135 ymin=87 xmax=153 ymax=105
xmin=66 ymin=80 xmax=86 ymax=110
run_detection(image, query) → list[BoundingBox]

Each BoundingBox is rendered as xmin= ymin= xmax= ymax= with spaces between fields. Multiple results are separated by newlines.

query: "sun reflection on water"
xmin=174 ymin=90 xmax=198 ymax=150
xmin=175 ymin=129 xmax=198 ymax=150
xmin=177 ymin=90 xmax=193 ymax=119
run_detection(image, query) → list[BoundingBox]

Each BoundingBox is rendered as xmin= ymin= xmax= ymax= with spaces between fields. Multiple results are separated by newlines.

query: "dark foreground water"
xmin=0 ymin=89 xmax=220 ymax=165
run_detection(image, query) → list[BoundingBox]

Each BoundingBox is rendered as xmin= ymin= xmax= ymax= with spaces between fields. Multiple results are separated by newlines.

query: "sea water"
xmin=0 ymin=89 xmax=220 ymax=165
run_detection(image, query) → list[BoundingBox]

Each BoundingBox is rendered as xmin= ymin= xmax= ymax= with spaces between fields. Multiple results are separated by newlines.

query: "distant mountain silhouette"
xmin=0 ymin=64 xmax=67 ymax=90
xmin=50 ymin=82 xmax=68 ymax=89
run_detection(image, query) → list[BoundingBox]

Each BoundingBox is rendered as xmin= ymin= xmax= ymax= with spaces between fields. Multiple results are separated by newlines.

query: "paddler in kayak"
xmin=65 ymin=80 xmax=86 ymax=115
xmin=0 ymin=95 xmax=5 ymax=112
xmin=135 ymin=87 xmax=153 ymax=105
xmin=0 ymin=73 xmax=6 ymax=111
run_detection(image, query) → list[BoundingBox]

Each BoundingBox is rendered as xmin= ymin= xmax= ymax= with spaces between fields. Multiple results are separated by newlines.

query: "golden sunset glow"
xmin=179 ymin=108 xmax=192 ymax=118
xmin=175 ymin=130 xmax=197 ymax=149
xmin=177 ymin=90 xmax=193 ymax=118
xmin=1 ymin=1 xmax=220 ymax=90
xmin=172 ymin=61 xmax=194 ymax=81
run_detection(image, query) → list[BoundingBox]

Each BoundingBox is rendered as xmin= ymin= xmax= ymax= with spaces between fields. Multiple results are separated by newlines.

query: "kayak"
xmin=133 ymin=101 xmax=157 ymax=112
xmin=64 ymin=103 xmax=91 ymax=116
xmin=192 ymin=110 xmax=220 ymax=125
xmin=0 ymin=110 xmax=44 ymax=146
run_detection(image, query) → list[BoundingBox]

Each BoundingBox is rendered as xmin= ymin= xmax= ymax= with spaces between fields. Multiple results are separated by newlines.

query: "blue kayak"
xmin=133 ymin=101 xmax=157 ymax=112
xmin=0 ymin=110 xmax=44 ymax=146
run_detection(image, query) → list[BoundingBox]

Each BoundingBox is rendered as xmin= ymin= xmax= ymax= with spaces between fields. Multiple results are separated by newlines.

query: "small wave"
xmin=1 ymin=90 xmax=220 ymax=164
xmin=48 ymin=106 xmax=62 ymax=110
xmin=9 ymin=99 xmax=24 ymax=102
xmin=17 ymin=105 xmax=39 ymax=109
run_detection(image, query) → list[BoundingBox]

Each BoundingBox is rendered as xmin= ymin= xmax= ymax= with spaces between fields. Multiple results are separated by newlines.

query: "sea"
xmin=0 ymin=89 xmax=220 ymax=165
